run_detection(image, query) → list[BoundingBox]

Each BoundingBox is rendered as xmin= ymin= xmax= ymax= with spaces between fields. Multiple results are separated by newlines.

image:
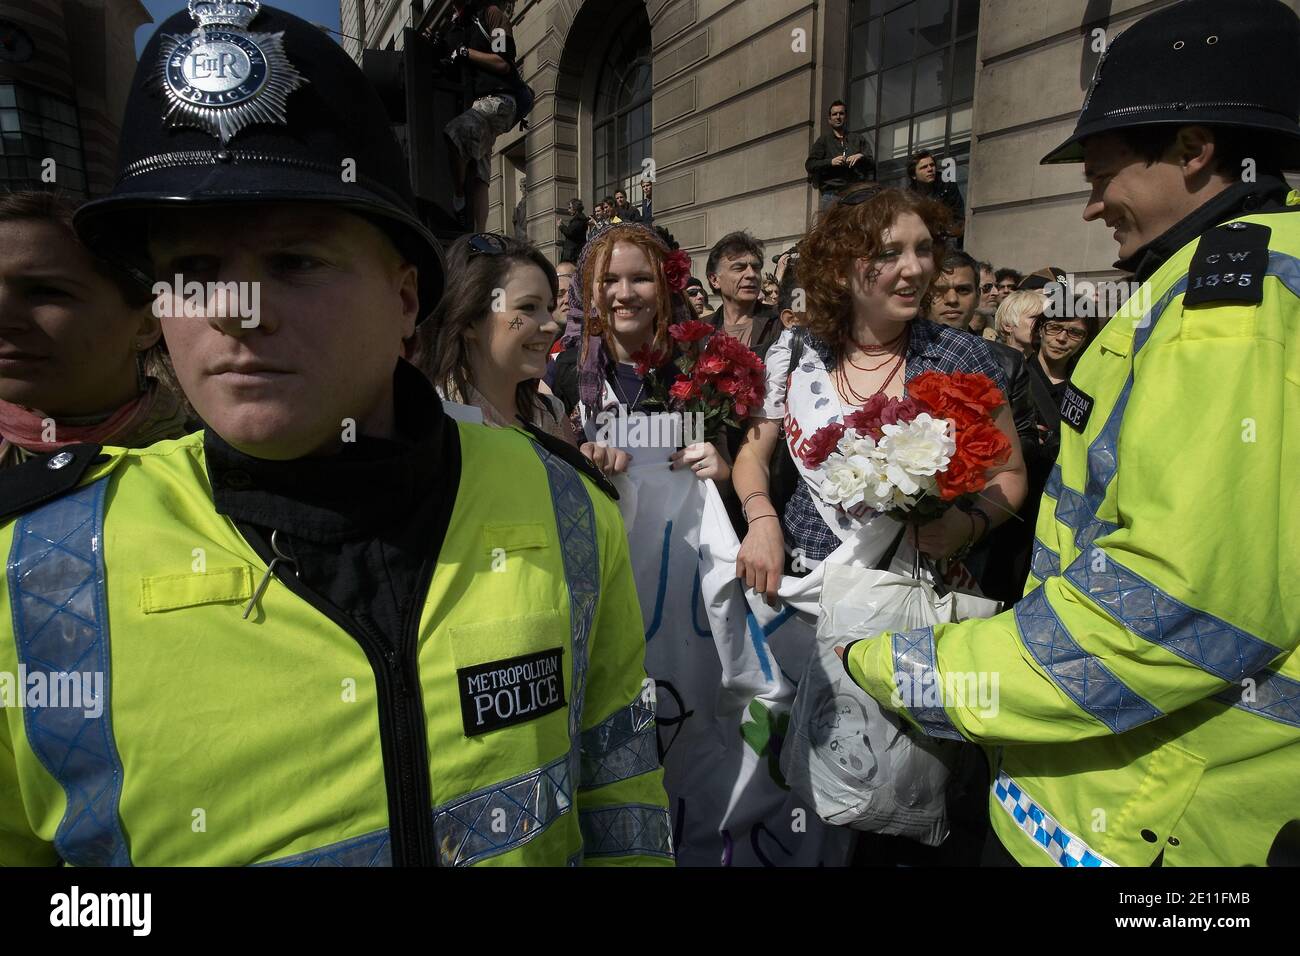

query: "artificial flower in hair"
xmin=663 ymin=249 xmax=693 ymax=293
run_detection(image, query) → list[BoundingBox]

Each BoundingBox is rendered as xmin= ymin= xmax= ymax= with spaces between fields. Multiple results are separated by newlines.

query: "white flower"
xmin=819 ymin=453 xmax=871 ymax=511
xmin=876 ymin=413 xmax=954 ymax=482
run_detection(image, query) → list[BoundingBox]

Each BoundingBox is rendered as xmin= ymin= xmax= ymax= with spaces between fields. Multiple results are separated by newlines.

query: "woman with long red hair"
xmin=732 ymin=185 xmax=1027 ymax=603
xmin=547 ymin=223 xmax=732 ymax=482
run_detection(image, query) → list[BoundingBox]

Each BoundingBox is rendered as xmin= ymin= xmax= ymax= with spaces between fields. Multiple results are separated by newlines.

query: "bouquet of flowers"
xmin=798 ymin=371 xmax=1010 ymax=525
xmin=632 ymin=317 xmax=766 ymax=439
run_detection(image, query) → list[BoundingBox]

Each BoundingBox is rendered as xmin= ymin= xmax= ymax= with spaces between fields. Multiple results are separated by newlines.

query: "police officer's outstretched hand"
xmin=580 ymin=441 xmax=631 ymax=478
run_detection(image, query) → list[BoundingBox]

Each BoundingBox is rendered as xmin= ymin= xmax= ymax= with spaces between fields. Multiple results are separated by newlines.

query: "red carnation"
xmin=696 ymin=353 xmax=728 ymax=378
xmin=630 ymin=344 xmax=670 ymax=378
xmin=799 ymin=422 xmax=845 ymax=469
xmin=669 ymin=375 xmax=699 ymax=402
xmin=668 ymin=319 xmax=714 ymax=344
xmin=907 ymin=370 xmax=1005 ymax=427
xmin=663 ymin=249 xmax=693 ymax=293
xmin=935 ymin=454 xmax=985 ymax=500
xmin=954 ymin=419 xmax=1011 ymax=471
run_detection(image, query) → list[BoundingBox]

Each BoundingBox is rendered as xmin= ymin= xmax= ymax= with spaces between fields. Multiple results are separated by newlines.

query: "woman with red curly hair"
xmin=733 ymin=185 xmax=1027 ymax=602
xmin=547 ymin=223 xmax=732 ymax=483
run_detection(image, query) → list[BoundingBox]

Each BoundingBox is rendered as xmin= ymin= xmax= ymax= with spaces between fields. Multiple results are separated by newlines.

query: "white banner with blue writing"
xmin=611 ymin=457 xmax=856 ymax=867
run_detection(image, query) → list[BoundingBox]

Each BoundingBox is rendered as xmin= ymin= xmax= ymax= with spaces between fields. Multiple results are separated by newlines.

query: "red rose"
xmin=669 ymin=375 xmax=699 ymax=402
xmin=663 ymin=249 xmax=693 ymax=293
xmin=799 ymin=422 xmax=845 ymax=469
xmin=669 ymin=319 xmax=714 ymax=344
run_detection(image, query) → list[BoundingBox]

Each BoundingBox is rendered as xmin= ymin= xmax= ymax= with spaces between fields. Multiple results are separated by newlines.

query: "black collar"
xmin=205 ymin=360 xmax=449 ymax=544
xmin=1115 ymin=172 xmax=1293 ymax=282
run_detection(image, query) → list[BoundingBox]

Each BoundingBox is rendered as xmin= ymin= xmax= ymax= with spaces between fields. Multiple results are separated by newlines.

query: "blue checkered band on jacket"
xmin=578 ymin=803 xmax=674 ymax=860
xmin=8 ymin=479 xmax=131 ymax=867
xmin=782 ymin=320 xmax=1010 ymax=562
xmin=993 ymin=772 xmax=1115 ymax=867
xmin=580 ymin=679 xmax=659 ymax=789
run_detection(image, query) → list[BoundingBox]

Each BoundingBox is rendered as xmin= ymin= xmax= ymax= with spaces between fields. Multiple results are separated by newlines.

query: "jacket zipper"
xmin=263 ymin=548 xmax=439 ymax=867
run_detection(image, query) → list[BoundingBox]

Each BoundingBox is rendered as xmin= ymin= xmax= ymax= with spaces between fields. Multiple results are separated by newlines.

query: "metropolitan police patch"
xmin=157 ymin=0 xmax=306 ymax=144
xmin=457 ymin=648 xmax=566 ymax=737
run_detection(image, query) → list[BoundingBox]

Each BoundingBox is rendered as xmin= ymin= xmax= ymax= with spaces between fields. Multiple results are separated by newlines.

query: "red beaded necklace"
xmin=837 ymin=328 xmax=909 ymax=403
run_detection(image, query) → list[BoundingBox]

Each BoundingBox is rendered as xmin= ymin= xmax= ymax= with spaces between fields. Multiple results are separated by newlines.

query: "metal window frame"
xmin=592 ymin=15 xmax=654 ymax=206
xmin=0 ymin=81 xmax=87 ymax=196
xmin=846 ymin=0 xmax=979 ymax=185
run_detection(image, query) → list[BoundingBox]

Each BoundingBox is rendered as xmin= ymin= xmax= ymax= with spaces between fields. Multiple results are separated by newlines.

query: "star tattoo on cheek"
xmin=508 ymin=316 xmax=524 ymax=330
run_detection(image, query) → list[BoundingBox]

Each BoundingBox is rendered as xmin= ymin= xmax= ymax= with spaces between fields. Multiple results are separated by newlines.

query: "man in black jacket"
xmin=557 ymin=198 xmax=588 ymax=262
xmin=805 ymin=101 xmax=874 ymax=211
xmin=907 ymin=150 xmax=965 ymax=248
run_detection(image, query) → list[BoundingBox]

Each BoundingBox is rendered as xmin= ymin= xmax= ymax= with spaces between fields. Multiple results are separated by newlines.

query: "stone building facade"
xmin=1 ymin=0 xmax=149 ymax=196
xmin=340 ymin=0 xmax=1299 ymax=282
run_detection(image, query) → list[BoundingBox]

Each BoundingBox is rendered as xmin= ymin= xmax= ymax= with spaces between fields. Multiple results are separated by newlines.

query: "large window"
xmin=592 ymin=7 xmax=652 ymax=206
xmin=847 ymin=0 xmax=979 ymax=190
xmin=0 ymin=83 xmax=87 ymax=196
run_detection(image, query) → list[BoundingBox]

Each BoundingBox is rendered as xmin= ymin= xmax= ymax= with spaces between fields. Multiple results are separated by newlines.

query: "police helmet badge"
xmin=157 ymin=0 xmax=306 ymax=144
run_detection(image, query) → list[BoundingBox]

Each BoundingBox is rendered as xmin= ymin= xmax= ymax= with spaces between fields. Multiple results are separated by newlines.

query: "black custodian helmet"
xmin=1042 ymin=0 xmax=1300 ymax=167
xmin=74 ymin=0 xmax=443 ymax=320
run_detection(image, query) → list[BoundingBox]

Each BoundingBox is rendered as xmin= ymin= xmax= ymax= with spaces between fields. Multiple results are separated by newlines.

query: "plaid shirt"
xmin=782 ymin=319 xmax=1009 ymax=563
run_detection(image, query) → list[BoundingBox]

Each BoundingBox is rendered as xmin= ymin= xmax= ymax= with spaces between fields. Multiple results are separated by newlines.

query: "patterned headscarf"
xmin=559 ymin=223 xmax=694 ymax=409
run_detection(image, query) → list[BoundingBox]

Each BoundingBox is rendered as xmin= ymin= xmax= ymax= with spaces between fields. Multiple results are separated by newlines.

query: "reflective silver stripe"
xmin=432 ymin=752 xmax=572 ymax=866
xmin=8 ymin=479 xmax=131 ymax=867
xmin=580 ymin=678 xmax=659 ymax=789
xmin=1063 ymin=548 xmax=1284 ymax=684
xmin=1214 ymin=667 xmax=1300 ymax=729
xmin=891 ymin=626 xmax=963 ymax=740
xmin=1030 ymin=538 xmax=1059 ymax=582
xmin=578 ymin=803 xmax=673 ymax=859
xmin=1014 ymin=585 xmax=1161 ymax=732
xmin=260 ymin=828 xmax=392 ymax=866
xmin=1036 ymin=266 xmax=1287 ymax=715
xmin=528 ymin=443 xmax=599 ymax=747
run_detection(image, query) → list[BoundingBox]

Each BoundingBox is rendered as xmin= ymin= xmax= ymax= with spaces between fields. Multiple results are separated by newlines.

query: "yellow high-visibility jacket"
xmin=0 ymin=424 xmax=672 ymax=866
xmin=848 ymin=206 xmax=1300 ymax=866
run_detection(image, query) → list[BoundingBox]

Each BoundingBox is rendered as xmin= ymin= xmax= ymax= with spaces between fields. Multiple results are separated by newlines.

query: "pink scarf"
xmin=0 ymin=383 xmax=190 ymax=463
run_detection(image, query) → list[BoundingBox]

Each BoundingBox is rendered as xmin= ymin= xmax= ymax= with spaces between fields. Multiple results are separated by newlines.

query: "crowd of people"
xmin=0 ymin=0 xmax=1294 ymax=870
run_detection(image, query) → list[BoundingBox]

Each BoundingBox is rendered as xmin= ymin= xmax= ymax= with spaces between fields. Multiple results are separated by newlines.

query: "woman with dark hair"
xmin=1024 ymin=308 xmax=1096 ymax=465
xmin=548 ymin=222 xmax=731 ymax=482
xmin=732 ymin=184 xmax=1026 ymax=601
xmin=0 ymin=190 xmax=192 ymax=467
xmin=414 ymin=232 xmax=576 ymax=444
xmin=980 ymin=307 xmax=1097 ymax=607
